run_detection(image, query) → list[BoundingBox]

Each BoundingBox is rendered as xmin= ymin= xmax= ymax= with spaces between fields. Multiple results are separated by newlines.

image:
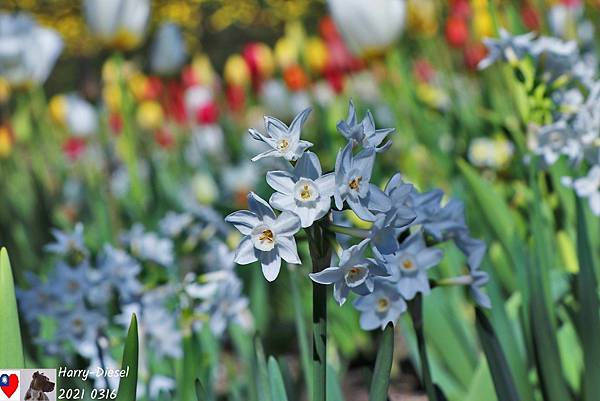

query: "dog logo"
xmin=0 ymin=370 xmax=20 ymax=400
xmin=21 ymin=370 xmax=55 ymax=401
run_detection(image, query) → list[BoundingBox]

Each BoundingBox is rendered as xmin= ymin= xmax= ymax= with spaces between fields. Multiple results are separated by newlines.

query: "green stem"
xmin=307 ymin=216 xmax=333 ymax=401
xmin=288 ymin=265 xmax=314 ymax=401
xmin=408 ymin=294 xmax=439 ymax=401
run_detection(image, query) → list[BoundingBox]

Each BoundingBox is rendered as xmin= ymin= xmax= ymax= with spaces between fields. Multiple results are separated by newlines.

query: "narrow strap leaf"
xmin=116 ymin=313 xmax=138 ymax=401
xmin=0 ymin=248 xmax=24 ymax=369
xmin=475 ymin=308 xmax=520 ymax=401
xmin=369 ymin=323 xmax=394 ymax=401
xmin=574 ymin=197 xmax=600 ymax=401
xmin=268 ymin=357 xmax=290 ymax=401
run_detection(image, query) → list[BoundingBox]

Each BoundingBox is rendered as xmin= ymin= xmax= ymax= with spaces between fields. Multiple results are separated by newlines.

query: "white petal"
xmin=260 ymin=251 xmax=281 ymax=282
xmin=269 ymin=192 xmax=296 ymax=213
xmin=234 ymin=237 xmax=258 ymax=265
xmin=225 ymin=210 xmax=259 ymax=235
xmin=278 ymin=237 xmax=301 ymax=264
xmin=273 ymin=211 xmax=301 ymax=236
xmin=266 ymin=171 xmax=295 ymax=194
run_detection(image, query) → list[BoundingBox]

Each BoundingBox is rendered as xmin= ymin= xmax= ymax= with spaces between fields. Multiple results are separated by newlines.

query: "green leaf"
xmin=574 ymin=197 xmax=600 ymax=401
xmin=195 ymin=378 xmax=207 ymax=401
xmin=0 ymin=248 xmax=24 ymax=369
xmin=369 ymin=324 xmax=394 ymax=401
xmin=116 ymin=314 xmax=138 ymax=401
xmin=475 ymin=309 xmax=520 ymax=401
xmin=268 ymin=357 xmax=289 ymax=401
xmin=326 ymin=365 xmax=344 ymax=401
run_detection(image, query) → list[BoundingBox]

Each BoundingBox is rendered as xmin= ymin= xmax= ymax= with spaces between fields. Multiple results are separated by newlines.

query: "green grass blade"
xmin=475 ymin=309 xmax=520 ymax=401
xmin=574 ymin=197 xmax=600 ymax=401
xmin=116 ymin=314 xmax=138 ymax=401
xmin=268 ymin=357 xmax=289 ymax=401
xmin=326 ymin=365 xmax=344 ymax=401
xmin=0 ymin=248 xmax=24 ymax=369
xmin=195 ymin=378 xmax=207 ymax=401
xmin=368 ymin=324 xmax=394 ymax=401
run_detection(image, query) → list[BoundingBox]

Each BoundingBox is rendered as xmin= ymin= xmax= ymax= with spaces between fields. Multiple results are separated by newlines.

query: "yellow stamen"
xmin=349 ymin=176 xmax=362 ymax=190
xmin=259 ymin=229 xmax=274 ymax=243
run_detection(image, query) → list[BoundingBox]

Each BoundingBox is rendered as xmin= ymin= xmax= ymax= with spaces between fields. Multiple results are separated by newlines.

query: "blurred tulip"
xmin=473 ymin=9 xmax=493 ymax=39
xmin=283 ymin=65 xmax=309 ymax=91
xmin=0 ymin=125 xmax=13 ymax=158
xmin=154 ymin=128 xmax=174 ymax=149
xmin=103 ymin=83 xmax=122 ymax=111
xmin=0 ymin=12 xmax=63 ymax=86
xmin=242 ymin=42 xmax=275 ymax=82
xmin=521 ymin=5 xmax=540 ymax=31
xmin=196 ymin=102 xmax=219 ymax=125
xmin=184 ymin=84 xmax=213 ymax=120
xmin=464 ymin=42 xmax=488 ymax=71
xmin=226 ymin=84 xmax=245 ymax=113
xmin=63 ymin=137 xmax=86 ymax=160
xmin=189 ymin=54 xmax=216 ymax=87
xmin=109 ymin=112 xmax=123 ymax=135
xmin=191 ymin=173 xmax=219 ymax=205
xmin=407 ymin=0 xmax=437 ymax=36
xmin=136 ymin=100 xmax=164 ymax=131
xmin=304 ymin=37 xmax=329 ymax=74
xmin=83 ymin=0 xmax=150 ymax=50
xmin=224 ymin=54 xmax=250 ymax=87
xmin=445 ymin=16 xmax=469 ymax=48
xmin=0 ymin=78 xmax=10 ymax=103
xmin=327 ymin=0 xmax=406 ymax=56
xmin=150 ymin=22 xmax=187 ymax=76
xmin=450 ymin=0 xmax=471 ymax=19
xmin=51 ymin=94 xmax=98 ymax=137
xmin=274 ymin=37 xmax=299 ymax=69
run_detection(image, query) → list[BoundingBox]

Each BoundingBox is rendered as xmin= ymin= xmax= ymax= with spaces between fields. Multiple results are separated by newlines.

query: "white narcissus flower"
xmin=249 ymin=108 xmax=313 ymax=162
xmin=570 ymin=165 xmax=600 ymax=215
xmin=382 ymin=232 xmax=443 ymax=300
xmin=0 ymin=12 xmax=63 ymax=86
xmin=333 ymin=143 xmax=391 ymax=221
xmin=83 ymin=0 xmax=150 ymax=50
xmin=337 ymin=100 xmax=395 ymax=152
xmin=267 ymin=151 xmax=335 ymax=228
xmin=226 ymin=193 xmax=301 ymax=281
xmin=353 ymin=278 xmax=406 ymax=330
xmin=150 ymin=22 xmax=187 ymax=76
xmin=327 ymin=0 xmax=406 ymax=56
xmin=66 ymin=95 xmax=98 ymax=137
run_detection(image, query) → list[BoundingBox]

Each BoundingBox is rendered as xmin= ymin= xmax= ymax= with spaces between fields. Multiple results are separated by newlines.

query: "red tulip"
xmin=464 ymin=42 xmax=488 ymax=71
xmin=226 ymin=84 xmax=246 ymax=113
xmin=109 ymin=112 xmax=123 ymax=135
xmin=155 ymin=128 xmax=175 ymax=149
xmin=196 ymin=102 xmax=219 ymax=124
xmin=445 ymin=16 xmax=469 ymax=48
xmin=283 ymin=65 xmax=309 ymax=91
xmin=63 ymin=137 xmax=86 ymax=160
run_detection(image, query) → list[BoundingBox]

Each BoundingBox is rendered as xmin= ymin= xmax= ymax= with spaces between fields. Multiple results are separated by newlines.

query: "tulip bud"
xmin=274 ymin=37 xmax=299 ymax=70
xmin=63 ymin=137 xmax=86 ymax=161
xmin=284 ymin=65 xmax=309 ymax=91
xmin=49 ymin=95 xmax=68 ymax=125
xmin=224 ymin=55 xmax=251 ymax=87
xmin=196 ymin=102 xmax=219 ymax=125
xmin=136 ymin=100 xmax=164 ymax=131
xmin=304 ymin=37 xmax=329 ymax=74
xmin=0 ymin=125 xmax=13 ymax=158
xmin=243 ymin=42 xmax=275 ymax=80
xmin=226 ymin=84 xmax=246 ymax=112
xmin=155 ymin=128 xmax=175 ymax=149
xmin=445 ymin=16 xmax=469 ymax=48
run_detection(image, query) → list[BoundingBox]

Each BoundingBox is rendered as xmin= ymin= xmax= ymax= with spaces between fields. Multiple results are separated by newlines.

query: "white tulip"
xmin=66 ymin=95 xmax=98 ymax=137
xmin=327 ymin=0 xmax=406 ymax=56
xmin=150 ymin=22 xmax=187 ymax=75
xmin=82 ymin=0 xmax=151 ymax=50
xmin=0 ymin=12 xmax=63 ymax=86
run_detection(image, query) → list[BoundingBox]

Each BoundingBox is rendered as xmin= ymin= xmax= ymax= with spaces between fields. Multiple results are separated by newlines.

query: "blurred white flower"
xmin=468 ymin=137 xmax=515 ymax=169
xmin=65 ymin=95 xmax=98 ymax=137
xmin=327 ymin=0 xmax=406 ymax=56
xmin=0 ymin=12 xmax=63 ymax=86
xmin=83 ymin=0 xmax=150 ymax=50
xmin=150 ymin=22 xmax=187 ymax=76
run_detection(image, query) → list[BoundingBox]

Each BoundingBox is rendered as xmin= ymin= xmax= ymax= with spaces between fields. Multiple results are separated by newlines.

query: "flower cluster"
xmin=480 ymin=30 xmax=600 ymax=215
xmin=226 ymin=101 xmax=489 ymax=330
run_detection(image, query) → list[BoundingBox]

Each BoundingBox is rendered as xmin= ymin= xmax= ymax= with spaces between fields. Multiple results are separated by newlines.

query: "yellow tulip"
xmin=103 ymin=83 xmax=122 ymax=111
xmin=129 ymin=72 xmax=149 ymax=101
xmin=0 ymin=127 xmax=12 ymax=158
xmin=275 ymin=37 xmax=299 ymax=69
xmin=0 ymin=78 xmax=10 ymax=103
xmin=304 ymin=37 xmax=329 ymax=73
xmin=49 ymin=95 xmax=67 ymax=125
xmin=136 ymin=101 xmax=164 ymax=131
xmin=192 ymin=54 xmax=216 ymax=86
xmin=224 ymin=55 xmax=250 ymax=87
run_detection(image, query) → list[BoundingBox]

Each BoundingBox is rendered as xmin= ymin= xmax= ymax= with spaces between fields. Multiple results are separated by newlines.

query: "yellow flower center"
xmin=402 ymin=259 xmax=415 ymax=270
xmin=278 ymin=139 xmax=289 ymax=151
xmin=300 ymin=184 xmax=312 ymax=200
xmin=259 ymin=229 xmax=274 ymax=244
xmin=376 ymin=297 xmax=390 ymax=312
xmin=349 ymin=176 xmax=362 ymax=190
